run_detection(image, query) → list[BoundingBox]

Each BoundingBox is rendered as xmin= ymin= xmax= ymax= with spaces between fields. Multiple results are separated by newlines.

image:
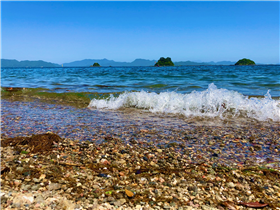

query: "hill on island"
xmin=155 ymin=57 xmax=174 ymax=66
xmin=90 ymin=63 xmax=101 ymax=67
xmin=235 ymin=58 xmax=256 ymax=65
xmin=1 ymin=59 xmax=60 ymax=67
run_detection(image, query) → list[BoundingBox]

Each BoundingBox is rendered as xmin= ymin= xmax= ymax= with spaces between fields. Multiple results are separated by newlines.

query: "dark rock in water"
xmin=184 ymin=135 xmax=192 ymax=140
xmin=253 ymin=145 xmax=262 ymax=151
xmin=212 ymin=153 xmax=219 ymax=157
xmin=130 ymin=139 xmax=137 ymax=144
xmin=143 ymin=156 xmax=148 ymax=161
xmin=167 ymin=142 xmax=178 ymax=148
xmin=120 ymin=150 xmax=127 ymax=154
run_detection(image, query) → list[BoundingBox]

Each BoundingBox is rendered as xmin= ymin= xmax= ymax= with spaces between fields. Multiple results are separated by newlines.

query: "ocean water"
xmin=1 ymin=65 xmax=280 ymax=121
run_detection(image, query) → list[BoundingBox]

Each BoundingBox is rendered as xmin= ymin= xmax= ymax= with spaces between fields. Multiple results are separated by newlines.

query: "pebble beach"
xmin=1 ymin=97 xmax=280 ymax=210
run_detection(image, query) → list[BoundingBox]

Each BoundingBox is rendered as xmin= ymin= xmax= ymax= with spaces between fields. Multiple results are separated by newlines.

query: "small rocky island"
xmin=235 ymin=58 xmax=255 ymax=66
xmin=90 ymin=62 xmax=101 ymax=67
xmin=155 ymin=57 xmax=174 ymax=66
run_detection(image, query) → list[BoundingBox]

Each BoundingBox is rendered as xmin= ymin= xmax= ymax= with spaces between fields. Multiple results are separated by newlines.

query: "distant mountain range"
xmin=63 ymin=58 xmax=158 ymax=67
xmin=174 ymin=60 xmax=236 ymax=66
xmin=1 ymin=59 xmax=60 ymax=68
xmin=63 ymin=58 xmax=236 ymax=67
xmin=1 ymin=58 xmax=237 ymax=67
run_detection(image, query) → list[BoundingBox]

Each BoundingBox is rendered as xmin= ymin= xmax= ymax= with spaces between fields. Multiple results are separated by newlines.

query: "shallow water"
xmin=2 ymin=99 xmax=280 ymax=168
xmin=1 ymin=99 xmax=193 ymax=142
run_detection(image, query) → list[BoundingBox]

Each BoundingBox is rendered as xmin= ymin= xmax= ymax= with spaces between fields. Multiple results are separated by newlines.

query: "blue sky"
xmin=1 ymin=1 xmax=279 ymax=64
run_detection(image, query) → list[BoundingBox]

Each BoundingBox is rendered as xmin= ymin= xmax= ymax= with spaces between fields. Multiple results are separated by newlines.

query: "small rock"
xmin=163 ymin=204 xmax=171 ymax=209
xmin=208 ymin=141 xmax=215 ymax=145
xmin=227 ymin=182 xmax=235 ymax=188
xmin=107 ymin=196 xmax=115 ymax=202
xmin=253 ymin=145 xmax=262 ymax=151
xmin=33 ymin=178 xmax=40 ymax=183
xmin=21 ymin=184 xmax=31 ymax=191
xmin=34 ymin=195 xmax=44 ymax=204
xmin=125 ymin=189 xmax=134 ymax=198
xmin=16 ymin=167 xmax=24 ymax=173
xmin=100 ymin=159 xmax=110 ymax=165
xmin=150 ymin=161 xmax=159 ymax=167
xmin=92 ymin=185 xmax=100 ymax=189
xmin=188 ymin=185 xmax=198 ymax=193
xmin=47 ymin=183 xmax=61 ymax=191
xmin=14 ymin=179 xmax=22 ymax=187
xmin=116 ymin=198 xmax=126 ymax=206
xmin=31 ymin=184 xmax=40 ymax=191
xmin=1 ymin=197 xmax=7 ymax=204
xmin=201 ymin=205 xmax=215 ymax=210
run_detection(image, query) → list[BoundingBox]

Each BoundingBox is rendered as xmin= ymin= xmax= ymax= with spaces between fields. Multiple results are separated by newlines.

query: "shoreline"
xmin=2 ymin=86 xmax=280 ymax=101
xmin=1 ymin=98 xmax=280 ymax=209
xmin=1 ymin=133 xmax=280 ymax=209
xmin=1 ymin=99 xmax=280 ymax=168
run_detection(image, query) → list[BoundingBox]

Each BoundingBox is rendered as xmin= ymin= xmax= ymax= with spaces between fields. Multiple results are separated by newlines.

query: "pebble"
xmin=47 ymin=183 xmax=61 ymax=191
xmin=227 ymin=182 xmax=235 ymax=188
xmin=1 ymin=197 xmax=7 ymax=204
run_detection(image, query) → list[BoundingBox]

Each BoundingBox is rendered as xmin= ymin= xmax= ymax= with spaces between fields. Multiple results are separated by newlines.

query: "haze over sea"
xmin=2 ymin=65 xmax=280 ymax=122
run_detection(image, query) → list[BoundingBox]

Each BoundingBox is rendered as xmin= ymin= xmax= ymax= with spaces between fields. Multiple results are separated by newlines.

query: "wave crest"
xmin=88 ymin=83 xmax=280 ymax=121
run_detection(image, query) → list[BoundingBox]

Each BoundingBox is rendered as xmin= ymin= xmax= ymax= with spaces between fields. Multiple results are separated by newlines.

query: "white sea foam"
xmin=88 ymin=83 xmax=280 ymax=122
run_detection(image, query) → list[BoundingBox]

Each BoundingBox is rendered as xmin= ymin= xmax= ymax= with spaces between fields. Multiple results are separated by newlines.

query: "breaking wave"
xmin=88 ymin=83 xmax=280 ymax=122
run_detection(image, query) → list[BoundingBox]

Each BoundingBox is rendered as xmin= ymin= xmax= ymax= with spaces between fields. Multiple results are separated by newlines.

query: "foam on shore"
xmin=88 ymin=83 xmax=280 ymax=122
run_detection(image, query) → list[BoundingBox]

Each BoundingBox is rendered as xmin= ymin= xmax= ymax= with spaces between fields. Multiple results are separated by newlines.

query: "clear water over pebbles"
xmin=2 ymin=99 xmax=279 ymax=169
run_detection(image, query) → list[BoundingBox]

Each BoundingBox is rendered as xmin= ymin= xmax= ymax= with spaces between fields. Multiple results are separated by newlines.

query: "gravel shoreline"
xmin=1 ymin=132 xmax=280 ymax=210
xmin=1 ymin=99 xmax=280 ymax=209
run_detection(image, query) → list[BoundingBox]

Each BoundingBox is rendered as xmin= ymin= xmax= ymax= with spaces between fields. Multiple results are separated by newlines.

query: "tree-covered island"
xmin=155 ymin=57 xmax=174 ymax=66
xmin=235 ymin=58 xmax=255 ymax=66
xmin=90 ymin=63 xmax=101 ymax=67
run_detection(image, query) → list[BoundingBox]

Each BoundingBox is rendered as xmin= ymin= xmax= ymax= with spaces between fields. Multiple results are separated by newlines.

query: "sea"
xmin=2 ymin=65 xmax=280 ymax=168
xmin=1 ymin=65 xmax=280 ymax=122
